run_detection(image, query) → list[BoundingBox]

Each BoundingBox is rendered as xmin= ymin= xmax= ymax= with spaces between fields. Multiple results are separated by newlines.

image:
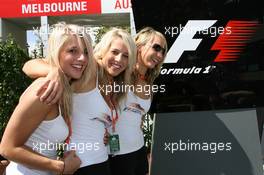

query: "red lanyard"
xmin=104 ymin=78 xmax=119 ymax=132
xmin=110 ymin=105 xmax=119 ymax=133
xmin=107 ymin=93 xmax=118 ymax=133
xmin=65 ymin=117 xmax=72 ymax=144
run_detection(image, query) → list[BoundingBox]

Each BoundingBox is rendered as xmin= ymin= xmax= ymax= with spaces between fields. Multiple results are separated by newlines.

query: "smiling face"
xmin=59 ymin=35 xmax=88 ymax=80
xmin=139 ymin=35 xmax=166 ymax=69
xmin=100 ymin=37 xmax=129 ymax=77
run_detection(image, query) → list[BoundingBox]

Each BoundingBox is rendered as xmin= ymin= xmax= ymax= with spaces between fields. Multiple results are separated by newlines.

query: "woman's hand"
xmin=0 ymin=160 xmax=9 ymax=175
xmin=37 ymin=67 xmax=63 ymax=105
xmin=62 ymin=150 xmax=81 ymax=174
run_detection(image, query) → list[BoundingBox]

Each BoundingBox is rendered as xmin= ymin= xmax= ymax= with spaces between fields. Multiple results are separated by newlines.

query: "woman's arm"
xmin=22 ymin=59 xmax=63 ymax=105
xmin=0 ymin=80 xmax=80 ymax=174
xmin=22 ymin=59 xmax=50 ymax=78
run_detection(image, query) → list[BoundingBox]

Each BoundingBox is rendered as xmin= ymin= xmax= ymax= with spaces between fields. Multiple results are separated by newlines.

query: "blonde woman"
xmin=108 ymin=27 xmax=168 ymax=175
xmin=22 ymin=28 xmax=137 ymax=175
xmin=93 ymin=28 xmax=136 ymax=113
xmin=0 ymin=22 xmax=96 ymax=175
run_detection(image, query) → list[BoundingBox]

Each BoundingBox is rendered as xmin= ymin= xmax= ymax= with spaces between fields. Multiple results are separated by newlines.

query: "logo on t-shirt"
xmin=123 ymin=103 xmax=145 ymax=115
xmin=93 ymin=113 xmax=112 ymax=128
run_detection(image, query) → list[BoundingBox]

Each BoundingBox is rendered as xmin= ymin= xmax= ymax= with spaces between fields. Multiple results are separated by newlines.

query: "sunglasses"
xmin=151 ymin=43 xmax=165 ymax=56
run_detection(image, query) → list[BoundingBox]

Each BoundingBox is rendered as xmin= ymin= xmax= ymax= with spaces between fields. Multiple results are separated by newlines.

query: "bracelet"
xmin=60 ymin=160 xmax=65 ymax=175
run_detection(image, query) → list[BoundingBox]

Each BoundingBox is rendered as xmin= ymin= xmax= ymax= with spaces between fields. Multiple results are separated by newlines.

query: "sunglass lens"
xmin=152 ymin=44 xmax=165 ymax=55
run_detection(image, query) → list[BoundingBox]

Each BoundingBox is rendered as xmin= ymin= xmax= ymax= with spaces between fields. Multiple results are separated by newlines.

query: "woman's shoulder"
xmin=14 ymin=78 xmax=54 ymax=120
xmin=19 ymin=78 xmax=48 ymax=103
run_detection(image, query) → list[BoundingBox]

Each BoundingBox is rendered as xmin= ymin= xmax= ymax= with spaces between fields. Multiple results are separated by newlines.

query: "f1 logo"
xmin=165 ymin=20 xmax=217 ymax=63
xmin=165 ymin=20 xmax=259 ymax=63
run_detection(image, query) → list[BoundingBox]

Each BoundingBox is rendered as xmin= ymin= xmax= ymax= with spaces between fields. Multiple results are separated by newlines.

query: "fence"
xmin=26 ymin=42 xmax=45 ymax=58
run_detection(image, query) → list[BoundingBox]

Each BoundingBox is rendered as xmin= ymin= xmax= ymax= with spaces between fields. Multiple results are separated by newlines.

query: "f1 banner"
xmin=131 ymin=1 xmax=264 ymax=174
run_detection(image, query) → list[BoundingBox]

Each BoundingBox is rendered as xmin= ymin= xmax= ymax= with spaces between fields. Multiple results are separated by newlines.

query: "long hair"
xmin=134 ymin=27 xmax=168 ymax=85
xmin=46 ymin=22 xmax=95 ymax=119
xmin=94 ymin=28 xmax=137 ymax=105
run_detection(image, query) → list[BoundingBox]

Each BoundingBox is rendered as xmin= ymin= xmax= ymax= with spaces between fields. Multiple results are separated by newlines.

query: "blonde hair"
xmin=46 ymin=22 xmax=96 ymax=118
xmin=134 ymin=27 xmax=168 ymax=85
xmin=94 ymin=28 xmax=137 ymax=104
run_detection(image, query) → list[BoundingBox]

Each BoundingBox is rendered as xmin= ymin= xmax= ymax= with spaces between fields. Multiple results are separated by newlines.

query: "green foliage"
xmin=94 ymin=26 xmax=111 ymax=44
xmin=56 ymin=143 xmax=66 ymax=159
xmin=0 ymin=36 xmax=32 ymax=137
xmin=143 ymin=113 xmax=154 ymax=150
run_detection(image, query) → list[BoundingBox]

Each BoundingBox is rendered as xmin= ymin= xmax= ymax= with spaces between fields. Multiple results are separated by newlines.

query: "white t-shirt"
xmin=6 ymin=112 xmax=68 ymax=175
xmin=70 ymin=81 xmax=111 ymax=167
xmin=109 ymin=91 xmax=151 ymax=155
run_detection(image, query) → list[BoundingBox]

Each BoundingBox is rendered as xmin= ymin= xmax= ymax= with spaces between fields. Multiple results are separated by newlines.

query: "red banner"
xmin=0 ymin=0 xmax=101 ymax=18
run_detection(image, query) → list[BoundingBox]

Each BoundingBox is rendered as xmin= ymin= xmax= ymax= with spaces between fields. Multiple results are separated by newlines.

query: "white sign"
xmin=101 ymin=0 xmax=131 ymax=14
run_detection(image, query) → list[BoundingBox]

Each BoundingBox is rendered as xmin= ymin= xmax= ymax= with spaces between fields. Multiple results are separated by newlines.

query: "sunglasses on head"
xmin=152 ymin=43 xmax=165 ymax=55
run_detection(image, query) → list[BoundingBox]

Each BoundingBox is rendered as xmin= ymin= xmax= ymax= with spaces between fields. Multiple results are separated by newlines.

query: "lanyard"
xmin=110 ymin=104 xmax=119 ymax=133
xmin=107 ymin=93 xmax=118 ymax=133
xmin=65 ymin=116 xmax=72 ymax=144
